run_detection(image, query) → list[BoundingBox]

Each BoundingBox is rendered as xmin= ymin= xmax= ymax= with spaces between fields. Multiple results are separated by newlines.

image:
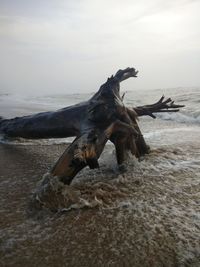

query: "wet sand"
xmin=0 ymin=140 xmax=200 ymax=267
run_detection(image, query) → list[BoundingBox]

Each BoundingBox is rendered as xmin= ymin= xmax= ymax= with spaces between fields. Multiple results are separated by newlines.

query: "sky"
xmin=0 ymin=0 xmax=200 ymax=95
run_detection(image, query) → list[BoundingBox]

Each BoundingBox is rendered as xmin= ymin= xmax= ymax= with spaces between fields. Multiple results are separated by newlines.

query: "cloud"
xmin=0 ymin=0 xmax=199 ymax=94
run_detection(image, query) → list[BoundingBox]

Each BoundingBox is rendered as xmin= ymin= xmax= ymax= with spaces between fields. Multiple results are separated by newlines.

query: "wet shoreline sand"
xmin=0 ymin=140 xmax=200 ymax=267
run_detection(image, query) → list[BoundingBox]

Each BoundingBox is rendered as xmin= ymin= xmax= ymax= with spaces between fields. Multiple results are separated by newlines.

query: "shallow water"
xmin=0 ymin=87 xmax=200 ymax=266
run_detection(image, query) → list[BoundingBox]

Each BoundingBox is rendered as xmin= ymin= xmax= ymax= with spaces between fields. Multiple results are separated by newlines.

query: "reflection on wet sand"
xmin=0 ymin=141 xmax=200 ymax=266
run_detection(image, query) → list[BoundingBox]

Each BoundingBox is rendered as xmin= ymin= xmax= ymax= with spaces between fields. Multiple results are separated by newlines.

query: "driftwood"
xmin=0 ymin=68 xmax=184 ymax=186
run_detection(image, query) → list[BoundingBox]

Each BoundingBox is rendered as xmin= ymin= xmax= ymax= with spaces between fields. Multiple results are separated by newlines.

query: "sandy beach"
xmin=0 ymin=88 xmax=200 ymax=266
xmin=1 ymin=0 xmax=200 ymax=264
xmin=0 ymin=136 xmax=200 ymax=267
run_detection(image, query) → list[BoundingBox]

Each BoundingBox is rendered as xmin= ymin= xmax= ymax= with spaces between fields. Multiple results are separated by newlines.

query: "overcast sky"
xmin=0 ymin=0 xmax=199 ymax=95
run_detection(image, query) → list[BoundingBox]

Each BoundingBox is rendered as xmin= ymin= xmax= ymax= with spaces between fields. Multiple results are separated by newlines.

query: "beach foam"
xmin=1 ymin=87 xmax=200 ymax=266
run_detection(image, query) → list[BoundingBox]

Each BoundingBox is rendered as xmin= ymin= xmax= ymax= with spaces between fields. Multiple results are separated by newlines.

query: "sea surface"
xmin=0 ymin=86 xmax=200 ymax=146
xmin=0 ymin=87 xmax=200 ymax=266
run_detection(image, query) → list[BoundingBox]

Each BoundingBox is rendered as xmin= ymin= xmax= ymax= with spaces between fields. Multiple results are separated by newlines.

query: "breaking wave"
xmin=157 ymin=112 xmax=200 ymax=125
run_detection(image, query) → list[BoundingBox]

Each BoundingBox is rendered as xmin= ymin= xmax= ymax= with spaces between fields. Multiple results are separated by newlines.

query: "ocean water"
xmin=1 ymin=87 xmax=200 ymax=266
xmin=0 ymin=86 xmax=199 ymax=145
xmin=0 ymin=87 xmax=200 ymax=182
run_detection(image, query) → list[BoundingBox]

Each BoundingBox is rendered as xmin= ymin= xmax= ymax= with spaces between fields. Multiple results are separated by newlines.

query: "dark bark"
xmin=134 ymin=95 xmax=184 ymax=119
xmin=0 ymin=67 xmax=184 ymax=185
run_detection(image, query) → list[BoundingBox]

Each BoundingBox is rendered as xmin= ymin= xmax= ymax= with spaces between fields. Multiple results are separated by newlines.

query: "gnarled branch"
xmin=134 ymin=96 xmax=185 ymax=119
xmin=0 ymin=67 xmax=184 ymax=208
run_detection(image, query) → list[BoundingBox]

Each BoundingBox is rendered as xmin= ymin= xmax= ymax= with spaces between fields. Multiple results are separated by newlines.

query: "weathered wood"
xmin=51 ymin=129 xmax=107 ymax=184
xmin=134 ymin=96 xmax=184 ymax=119
xmin=0 ymin=67 xmax=184 ymax=186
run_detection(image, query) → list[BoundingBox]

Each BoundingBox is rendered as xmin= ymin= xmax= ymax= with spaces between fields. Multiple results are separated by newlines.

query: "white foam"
xmin=157 ymin=112 xmax=200 ymax=124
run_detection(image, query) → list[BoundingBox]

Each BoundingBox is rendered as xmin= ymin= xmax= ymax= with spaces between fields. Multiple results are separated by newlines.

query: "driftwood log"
xmin=0 ymin=68 xmax=184 ymax=185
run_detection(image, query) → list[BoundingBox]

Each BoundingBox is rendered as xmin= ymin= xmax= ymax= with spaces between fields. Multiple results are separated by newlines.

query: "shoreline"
xmin=0 ymin=140 xmax=200 ymax=266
